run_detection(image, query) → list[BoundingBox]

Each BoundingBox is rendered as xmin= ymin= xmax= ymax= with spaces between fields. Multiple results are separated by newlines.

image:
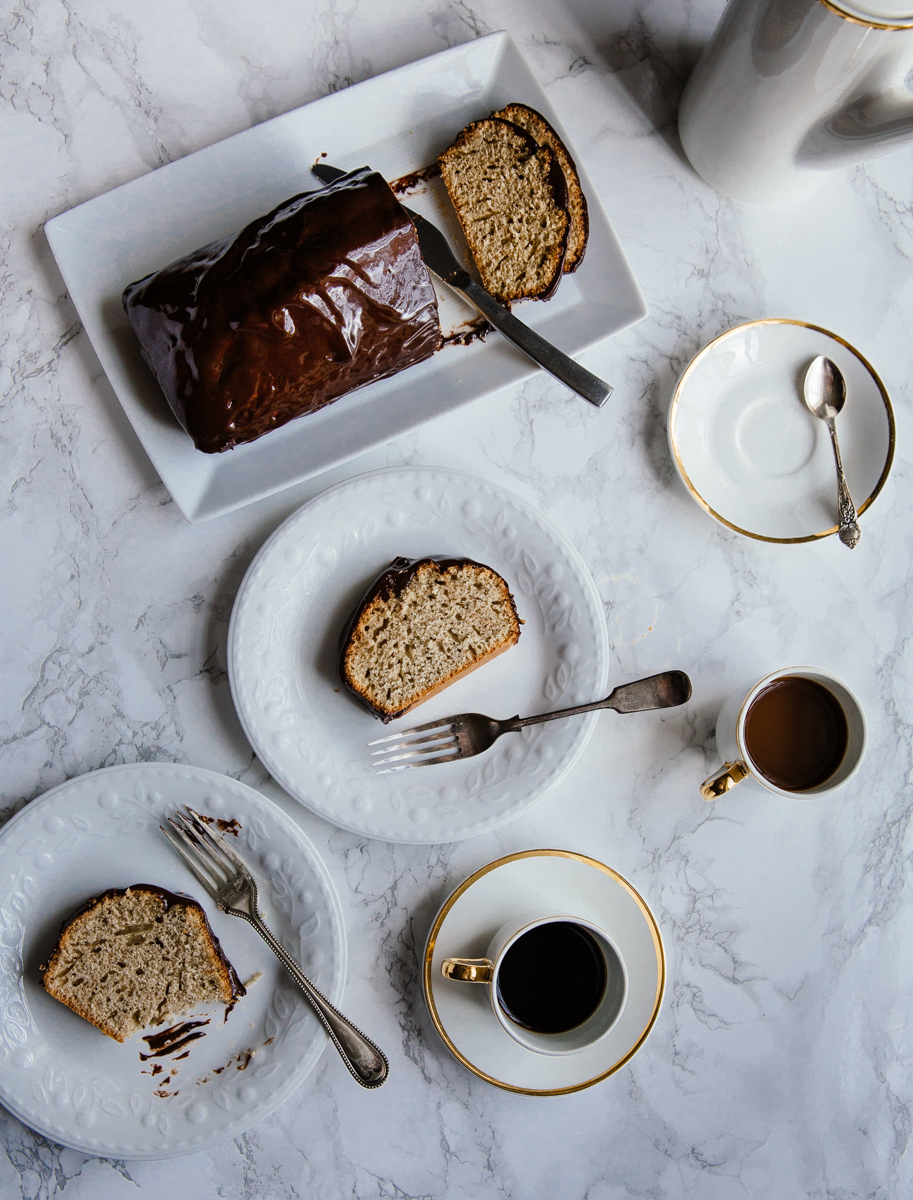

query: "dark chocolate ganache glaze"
xmin=338 ymin=556 xmax=521 ymax=722
xmin=122 ymin=167 xmax=442 ymax=454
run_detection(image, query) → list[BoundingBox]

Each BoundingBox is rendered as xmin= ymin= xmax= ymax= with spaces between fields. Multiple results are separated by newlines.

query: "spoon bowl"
xmin=803 ymin=355 xmax=846 ymax=422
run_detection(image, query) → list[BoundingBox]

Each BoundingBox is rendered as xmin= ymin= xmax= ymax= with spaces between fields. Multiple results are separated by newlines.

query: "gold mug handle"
xmin=700 ymin=759 xmax=750 ymax=801
xmin=441 ymin=957 xmax=494 ymax=983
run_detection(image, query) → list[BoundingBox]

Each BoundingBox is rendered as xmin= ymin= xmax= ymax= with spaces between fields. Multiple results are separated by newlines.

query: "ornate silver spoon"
xmin=803 ymin=355 xmax=861 ymax=548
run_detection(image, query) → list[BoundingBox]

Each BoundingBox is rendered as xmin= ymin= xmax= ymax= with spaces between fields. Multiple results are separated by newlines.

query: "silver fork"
xmin=161 ymin=807 xmax=388 ymax=1089
xmin=369 ymin=670 xmax=692 ymax=772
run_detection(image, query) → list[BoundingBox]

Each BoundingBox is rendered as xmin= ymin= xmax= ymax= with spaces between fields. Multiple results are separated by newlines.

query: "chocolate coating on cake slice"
xmin=339 ymin=556 xmax=521 ymax=722
xmin=122 ymin=168 xmax=442 ymax=453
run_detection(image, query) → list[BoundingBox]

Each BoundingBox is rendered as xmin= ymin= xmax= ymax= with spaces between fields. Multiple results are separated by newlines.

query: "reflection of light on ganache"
xmin=122 ymin=169 xmax=441 ymax=453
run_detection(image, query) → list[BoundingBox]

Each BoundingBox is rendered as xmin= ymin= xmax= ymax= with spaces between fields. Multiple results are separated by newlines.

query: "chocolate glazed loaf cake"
xmin=340 ymin=556 xmax=522 ymax=722
xmin=122 ymin=168 xmax=442 ymax=453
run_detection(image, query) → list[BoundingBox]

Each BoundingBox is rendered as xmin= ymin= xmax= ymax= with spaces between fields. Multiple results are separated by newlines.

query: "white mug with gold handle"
xmin=700 ymin=666 xmax=867 ymax=801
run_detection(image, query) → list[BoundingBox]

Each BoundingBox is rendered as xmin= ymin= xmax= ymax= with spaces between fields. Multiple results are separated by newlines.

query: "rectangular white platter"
xmin=45 ymin=31 xmax=647 ymax=523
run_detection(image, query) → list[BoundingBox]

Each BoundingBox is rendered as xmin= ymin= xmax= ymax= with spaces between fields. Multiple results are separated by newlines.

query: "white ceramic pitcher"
xmin=678 ymin=0 xmax=913 ymax=202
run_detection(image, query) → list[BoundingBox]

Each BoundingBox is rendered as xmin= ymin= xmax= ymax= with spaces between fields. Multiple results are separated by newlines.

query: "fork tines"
xmin=160 ymin=807 xmax=248 ymax=898
xmin=368 ymin=718 xmax=463 ymax=773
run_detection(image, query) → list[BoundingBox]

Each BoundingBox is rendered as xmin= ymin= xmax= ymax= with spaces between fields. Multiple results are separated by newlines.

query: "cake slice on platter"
xmin=491 ymin=102 xmax=589 ymax=273
xmin=438 ymin=118 xmax=570 ymax=303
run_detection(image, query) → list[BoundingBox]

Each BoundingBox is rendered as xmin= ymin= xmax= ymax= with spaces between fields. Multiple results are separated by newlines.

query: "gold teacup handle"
xmin=441 ymin=957 xmax=494 ymax=983
xmin=700 ymin=760 xmax=750 ymax=801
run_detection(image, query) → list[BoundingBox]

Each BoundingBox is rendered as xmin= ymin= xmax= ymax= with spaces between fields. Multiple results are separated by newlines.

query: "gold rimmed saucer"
xmin=423 ymin=850 xmax=664 ymax=1095
xmin=668 ymin=319 xmax=895 ymax=544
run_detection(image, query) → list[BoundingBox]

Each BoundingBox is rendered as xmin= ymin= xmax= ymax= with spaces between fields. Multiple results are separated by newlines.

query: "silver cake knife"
xmin=311 ymin=162 xmax=613 ymax=408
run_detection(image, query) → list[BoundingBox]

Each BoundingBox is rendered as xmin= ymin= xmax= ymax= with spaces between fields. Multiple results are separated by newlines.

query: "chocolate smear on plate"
xmin=140 ymin=1018 xmax=210 ymax=1060
xmin=390 ymin=163 xmax=441 ymax=195
xmin=441 ymin=319 xmax=492 ymax=348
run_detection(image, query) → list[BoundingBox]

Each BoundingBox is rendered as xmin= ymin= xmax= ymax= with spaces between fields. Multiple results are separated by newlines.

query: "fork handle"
xmin=231 ymin=907 xmax=389 ymax=1089
xmin=507 ymin=671 xmax=693 ymax=730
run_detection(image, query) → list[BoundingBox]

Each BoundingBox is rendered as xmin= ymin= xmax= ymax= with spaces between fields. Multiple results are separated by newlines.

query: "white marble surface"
xmin=2 ymin=0 xmax=912 ymax=1195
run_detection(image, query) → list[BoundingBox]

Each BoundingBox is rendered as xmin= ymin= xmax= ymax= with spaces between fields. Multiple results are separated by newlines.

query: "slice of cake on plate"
xmin=340 ymin=556 xmax=522 ymax=722
xmin=491 ymin=102 xmax=589 ymax=274
xmin=42 ymin=884 xmax=245 ymax=1042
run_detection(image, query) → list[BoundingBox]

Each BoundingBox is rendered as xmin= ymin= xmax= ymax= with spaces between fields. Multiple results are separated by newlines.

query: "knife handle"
xmin=457 ymin=277 xmax=613 ymax=408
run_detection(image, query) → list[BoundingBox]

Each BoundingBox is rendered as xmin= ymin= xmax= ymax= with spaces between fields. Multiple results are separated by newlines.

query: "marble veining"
xmin=2 ymin=0 xmax=912 ymax=1196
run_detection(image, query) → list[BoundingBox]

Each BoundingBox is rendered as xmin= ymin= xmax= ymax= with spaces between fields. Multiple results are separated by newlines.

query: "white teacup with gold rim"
xmin=441 ymin=911 xmax=628 ymax=1056
xmin=701 ymin=667 xmax=866 ymax=801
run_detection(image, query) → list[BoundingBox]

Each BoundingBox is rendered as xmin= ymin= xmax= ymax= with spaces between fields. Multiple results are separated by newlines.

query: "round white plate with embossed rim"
xmin=0 ymin=763 xmax=345 ymax=1160
xmin=228 ymin=466 xmax=609 ymax=845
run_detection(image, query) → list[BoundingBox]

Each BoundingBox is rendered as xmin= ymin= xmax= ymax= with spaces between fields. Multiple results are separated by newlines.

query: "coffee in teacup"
xmin=441 ymin=911 xmax=627 ymax=1055
xmin=700 ymin=667 xmax=865 ymax=802
xmin=496 ymin=920 xmax=607 ymax=1034
xmin=743 ymin=676 xmax=848 ymax=791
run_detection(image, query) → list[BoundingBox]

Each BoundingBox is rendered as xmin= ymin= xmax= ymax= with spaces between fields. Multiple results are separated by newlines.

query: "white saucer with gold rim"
xmin=668 ymin=319 xmax=895 ymax=544
xmin=423 ymin=850 xmax=664 ymax=1095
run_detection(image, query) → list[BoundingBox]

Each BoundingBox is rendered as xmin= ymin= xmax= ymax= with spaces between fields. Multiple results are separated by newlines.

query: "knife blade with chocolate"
xmin=311 ymin=162 xmax=613 ymax=408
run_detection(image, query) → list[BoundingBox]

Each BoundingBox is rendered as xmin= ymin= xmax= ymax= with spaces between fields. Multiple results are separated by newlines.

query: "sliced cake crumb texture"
xmin=491 ymin=102 xmax=589 ymax=273
xmin=41 ymin=885 xmax=245 ymax=1043
xmin=341 ymin=556 xmax=521 ymax=722
xmin=439 ymin=118 xmax=569 ymax=303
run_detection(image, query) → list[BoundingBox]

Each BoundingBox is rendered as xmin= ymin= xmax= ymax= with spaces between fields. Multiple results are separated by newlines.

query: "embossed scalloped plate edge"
xmin=228 ymin=466 xmax=610 ymax=845
xmin=0 ymin=763 xmax=346 ymax=1159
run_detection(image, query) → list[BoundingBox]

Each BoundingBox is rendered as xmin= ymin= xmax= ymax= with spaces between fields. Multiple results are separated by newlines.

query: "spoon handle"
xmin=510 ymin=671 xmax=692 ymax=728
xmin=826 ymin=422 xmax=862 ymax=549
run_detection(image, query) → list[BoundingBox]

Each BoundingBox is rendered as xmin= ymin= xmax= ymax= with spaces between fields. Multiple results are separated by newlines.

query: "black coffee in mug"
xmin=744 ymin=676 xmax=848 ymax=791
xmin=496 ymin=921 xmax=607 ymax=1034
